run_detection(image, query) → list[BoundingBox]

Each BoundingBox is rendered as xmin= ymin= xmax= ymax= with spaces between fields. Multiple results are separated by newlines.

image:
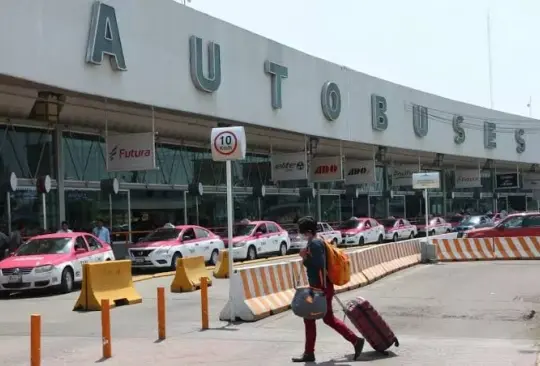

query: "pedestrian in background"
xmin=57 ymin=221 xmax=72 ymax=233
xmin=92 ymin=219 xmax=111 ymax=244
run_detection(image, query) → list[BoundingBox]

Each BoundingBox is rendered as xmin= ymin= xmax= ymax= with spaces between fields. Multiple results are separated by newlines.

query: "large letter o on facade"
xmin=321 ymin=81 xmax=341 ymax=121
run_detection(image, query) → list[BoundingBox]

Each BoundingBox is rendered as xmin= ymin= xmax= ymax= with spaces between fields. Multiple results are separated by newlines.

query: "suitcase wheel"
xmin=394 ymin=338 xmax=400 ymax=347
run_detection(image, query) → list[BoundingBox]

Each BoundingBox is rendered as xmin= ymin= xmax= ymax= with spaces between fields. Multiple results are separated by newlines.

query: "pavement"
xmin=1 ymin=260 xmax=539 ymax=365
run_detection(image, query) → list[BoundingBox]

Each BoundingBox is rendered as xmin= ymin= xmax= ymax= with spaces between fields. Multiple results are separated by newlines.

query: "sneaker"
xmin=292 ymin=353 xmax=316 ymax=363
xmin=353 ymin=338 xmax=365 ymax=360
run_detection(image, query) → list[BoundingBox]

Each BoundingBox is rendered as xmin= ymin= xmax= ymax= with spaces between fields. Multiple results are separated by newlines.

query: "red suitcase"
xmin=335 ymin=296 xmax=399 ymax=354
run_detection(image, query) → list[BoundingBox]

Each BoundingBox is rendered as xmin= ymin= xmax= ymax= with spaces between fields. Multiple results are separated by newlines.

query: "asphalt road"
xmin=1 ymin=260 xmax=538 ymax=365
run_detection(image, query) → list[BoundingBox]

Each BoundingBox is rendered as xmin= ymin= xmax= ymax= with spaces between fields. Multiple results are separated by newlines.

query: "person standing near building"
xmin=92 ymin=219 xmax=110 ymax=244
xmin=57 ymin=221 xmax=72 ymax=233
xmin=292 ymin=216 xmax=364 ymax=363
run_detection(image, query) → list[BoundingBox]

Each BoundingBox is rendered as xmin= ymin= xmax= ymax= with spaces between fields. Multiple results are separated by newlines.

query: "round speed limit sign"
xmin=210 ymin=126 xmax=246 ymax=161
xmin=214 ymin=131 xmax=238 ymax=156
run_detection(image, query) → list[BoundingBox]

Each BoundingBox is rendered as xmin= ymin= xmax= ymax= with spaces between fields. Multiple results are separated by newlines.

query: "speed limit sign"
xmin=210 ymin=126 xmax=247 ymax=161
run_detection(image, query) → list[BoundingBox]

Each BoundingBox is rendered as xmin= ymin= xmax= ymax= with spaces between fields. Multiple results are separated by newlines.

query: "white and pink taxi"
xmin=223 ymin=220 xmax=290 ymax=261
xmin=339 ymin=217 xmax=385 ymax=246
xmin=128 ymin=224 xmax=225 ymax=270
xmin=0 ymin=232 xmax=115 ymax=296
xmin=416 ymin=217 xmax=453 ymax=236
xmin=380 ymin=218 xmax=418 ymax=242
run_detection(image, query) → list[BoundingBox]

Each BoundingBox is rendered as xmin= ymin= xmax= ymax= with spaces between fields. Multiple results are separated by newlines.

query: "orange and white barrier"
xmin=493 ymin=237 xmax=540 ymax=260
xmin=219 ymin=261 xmax=307 ymax=322
xmin=433 ymin=238 xmax=494 ymax=261
xmin=220 ymin=239 xmax=423 ymax=322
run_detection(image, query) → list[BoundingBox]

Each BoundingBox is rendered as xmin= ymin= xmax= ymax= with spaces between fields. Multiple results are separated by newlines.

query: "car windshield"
xmin=340 ymin=219 xmax=362 ymax=229
xmin=449 ymin=216 xmax=463 ymax=223
xmin=233 ymin=224 xmax=256 ymax=237
xmin=16 ymin=238 xmax=72 ymax=256
xmin=461 ymin=216 xmax=481 ymax=225
xmin=499 ymin=216 xmax=524 ymax=229
xmin=142 ymin=228 xmax=180 ymax=242
xmin=379 ymin=219 xmax=396 ymax=227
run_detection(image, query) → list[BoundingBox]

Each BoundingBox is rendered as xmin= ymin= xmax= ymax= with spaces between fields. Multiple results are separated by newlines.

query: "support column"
xmin=441 ymin=168 xmax=447 ymax=217
xmin=54 ymin=125 xmax=65 ymax=226
xmin=316 ymin=183 xmax=322 ymax=222
xmin=382 ymin=164 xmax=390 ymax=217
xmin=491 ymin=167 xmax=497 ymax=212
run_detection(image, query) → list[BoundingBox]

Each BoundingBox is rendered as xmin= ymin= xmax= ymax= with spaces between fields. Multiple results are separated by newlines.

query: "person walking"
xmin=92 ymin=219 xmax=111 ymax=244
xmin=292 ymin=216 xmax=365 ymax=363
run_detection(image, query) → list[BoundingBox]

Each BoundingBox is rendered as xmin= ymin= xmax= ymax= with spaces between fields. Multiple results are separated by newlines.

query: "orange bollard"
xmin=201 ymin=277 xmax=209 ymax=330
xmin=30 ymin=314 xmax=41 ymax=366
xmin=157 ymin=287 xmax=166 ymax=340
xmin=101 ymin=299 xmax=112 ymax=359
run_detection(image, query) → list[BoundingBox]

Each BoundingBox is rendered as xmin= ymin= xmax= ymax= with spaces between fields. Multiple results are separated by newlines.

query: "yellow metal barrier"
xmin=73 ymin=260 xmax=142 ymax=311
xmin=170 ymin=256 xmax=212 ymax=293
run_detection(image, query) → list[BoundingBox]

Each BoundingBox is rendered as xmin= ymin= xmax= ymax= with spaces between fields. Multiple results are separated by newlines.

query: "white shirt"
xmin=57 ymin=229 xmax=73 ymax=233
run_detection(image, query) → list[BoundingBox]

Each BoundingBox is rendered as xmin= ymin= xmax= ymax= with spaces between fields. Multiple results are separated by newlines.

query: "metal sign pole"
xmin=226 ymin=159 xmax=235 ymax=322
xmin=424 ymin=188 xmax=429 ymax=243
xmin=42 ymin=193 xmax=47 ymax=232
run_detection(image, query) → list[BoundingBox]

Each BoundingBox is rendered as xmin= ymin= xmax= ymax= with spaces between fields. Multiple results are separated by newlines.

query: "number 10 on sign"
xmin=210 ymin=126 xmax=247 ymax=322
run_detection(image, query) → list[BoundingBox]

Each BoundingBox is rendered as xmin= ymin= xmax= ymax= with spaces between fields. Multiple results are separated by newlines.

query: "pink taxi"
xmin=339 ymin=217 xmax=385 ymax=246
xmin=416 ymin=217 xmax=452 ymax=237
xmin=0 ymin=232 xmax=115 ymax=296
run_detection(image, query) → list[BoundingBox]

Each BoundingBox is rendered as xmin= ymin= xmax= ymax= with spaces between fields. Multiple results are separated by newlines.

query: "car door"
xmin=180 ymin=228 xmax=199 ymax=257
xmin=316 ymin=223 xmax=326 ymax=241
xmin=519 ymin=215 xmax=540 ymax=237
xmin=395 ymin=219 xmax=404 ymax=239
xmin=266 ymin=223 xmax=281 ymax=251
xmin=254 ymin=224 xmax=269 ymax=254
xmin=73 ymin=236 xmax=92 ymax=279
xmin=323 ymin=223 xmax=334 ymax=241
xmin=362 ymin=220 xmax=373 ymax=243
xmin=194 ymin=227 xmax=212 ymax=261
xmin=84 ymin=235 xmax=104 ymax=262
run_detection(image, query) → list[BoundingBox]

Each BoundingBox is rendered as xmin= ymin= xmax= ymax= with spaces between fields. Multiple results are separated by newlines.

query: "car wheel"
xmin=392 ymin=233 xmax=398 ymax=242
xmin=429 ymin=230 xmax=435 ymax=236
xmin=0 ymin=291 xmax=11 ymax=299
xmin=331 ymin=238 xmax=338 ymax=246
xmin=378 ymin=234 xmax=384 ymax=244
xmin=209 ymin=249 xmax=219 ymax=266
xmin=409 ymin=232 xmax=414 ymax=239
xmin=60 ymin=268 xmax=74 ymax=294
xmin=279 ymin=242 xmax=287 ymax=256
xmin=246 ymin=246 xmax=257 ymax=261
xmin=170 ymin=252 xmax=182 ymax=270
xmin=446 ymin=229 xmax=451 ymax=233
xmin=358 ymin=237 xmax=365 ymax=246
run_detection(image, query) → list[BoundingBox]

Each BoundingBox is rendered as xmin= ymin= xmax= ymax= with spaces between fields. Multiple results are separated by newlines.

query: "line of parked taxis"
xmin=1 ymin=211 xmax=537 ymax=296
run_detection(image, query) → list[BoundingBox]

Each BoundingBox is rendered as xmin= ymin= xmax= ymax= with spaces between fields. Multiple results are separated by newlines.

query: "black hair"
xmin=297 ymin=216 xmax=317 ymax=235
xmin=61 ymin=221 xmax=68 ymax=226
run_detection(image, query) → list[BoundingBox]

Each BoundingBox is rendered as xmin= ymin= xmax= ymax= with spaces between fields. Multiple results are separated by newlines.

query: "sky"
xmin=183 ymin=0 xmax=540 ymax=118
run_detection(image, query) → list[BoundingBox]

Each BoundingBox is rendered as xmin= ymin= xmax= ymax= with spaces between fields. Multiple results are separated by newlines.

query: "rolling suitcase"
xmin=335 ymin=296 xmax=399 ymax=354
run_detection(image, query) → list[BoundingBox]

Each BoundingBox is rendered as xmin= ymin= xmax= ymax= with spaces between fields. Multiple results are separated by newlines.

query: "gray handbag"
xmin=291 ymin=250 xmax=328 ymax=320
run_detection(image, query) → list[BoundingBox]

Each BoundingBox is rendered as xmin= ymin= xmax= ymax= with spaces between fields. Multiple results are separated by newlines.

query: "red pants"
xmin=303 ymin=283 xmax=358 ymax=354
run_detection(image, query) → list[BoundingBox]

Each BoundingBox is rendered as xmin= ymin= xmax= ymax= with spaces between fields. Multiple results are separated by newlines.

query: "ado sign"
xmin=211 ymin=126 xmax=247 ymax=161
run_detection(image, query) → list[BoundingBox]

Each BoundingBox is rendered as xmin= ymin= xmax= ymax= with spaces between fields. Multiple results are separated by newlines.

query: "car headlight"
xmin=154 ymin=248 xmax=170 ymax=255
xmin=35 ymin=265 xmax=54 ymax=274
xmin=233 ymin=241 xmax=247 ymax=247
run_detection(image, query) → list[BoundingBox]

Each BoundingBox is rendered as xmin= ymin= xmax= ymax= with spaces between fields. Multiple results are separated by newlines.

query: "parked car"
xmin=463 ymin=212 xmax=540 ymax=238
xmin=316 ymin=222 xmax=342 ymax=245
xmin=339 ymin=217 xmax=385 ymax=246
xmin=0 ymin=232 xmax=115 ymax=296
xmin=448 ymin=214 xmax=467 ymax=228
xmin=455 ymin=215 xmax=493 ymax=238
xmin=287 ymin=221 xmax=343 ymax=251
xmin=128 ymin=225 xmax=224 ymax=269
xmin=380 ymin=218 xmax=418 ymax=242
xmin=416 ymin=217 xmax=453 ymax=237
xmin=222 ymin=220 xmax=290 ymax=261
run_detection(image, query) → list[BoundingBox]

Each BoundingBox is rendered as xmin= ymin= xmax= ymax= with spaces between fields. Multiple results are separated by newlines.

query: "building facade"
xmin=0 ymin=0 xmax=537 ymax=237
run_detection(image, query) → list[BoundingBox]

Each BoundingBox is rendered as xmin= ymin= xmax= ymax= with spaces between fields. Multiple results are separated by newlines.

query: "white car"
xmin=317 ymin=222 xmax=342 ymax=245
xmin=223 ymin=220 xmax=290 ymax=261
xmin=416 ymin=217 xmax=453 ymax=236
xmin=340 ymin=217 xmax=385 ymax=246
xmin=0 ymin=232 xmax=115 ymax=296
xmin=128 ymin=225 xmax=225 ymax=269
xmin=381 ymin=218 xmax=418 ymax=241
